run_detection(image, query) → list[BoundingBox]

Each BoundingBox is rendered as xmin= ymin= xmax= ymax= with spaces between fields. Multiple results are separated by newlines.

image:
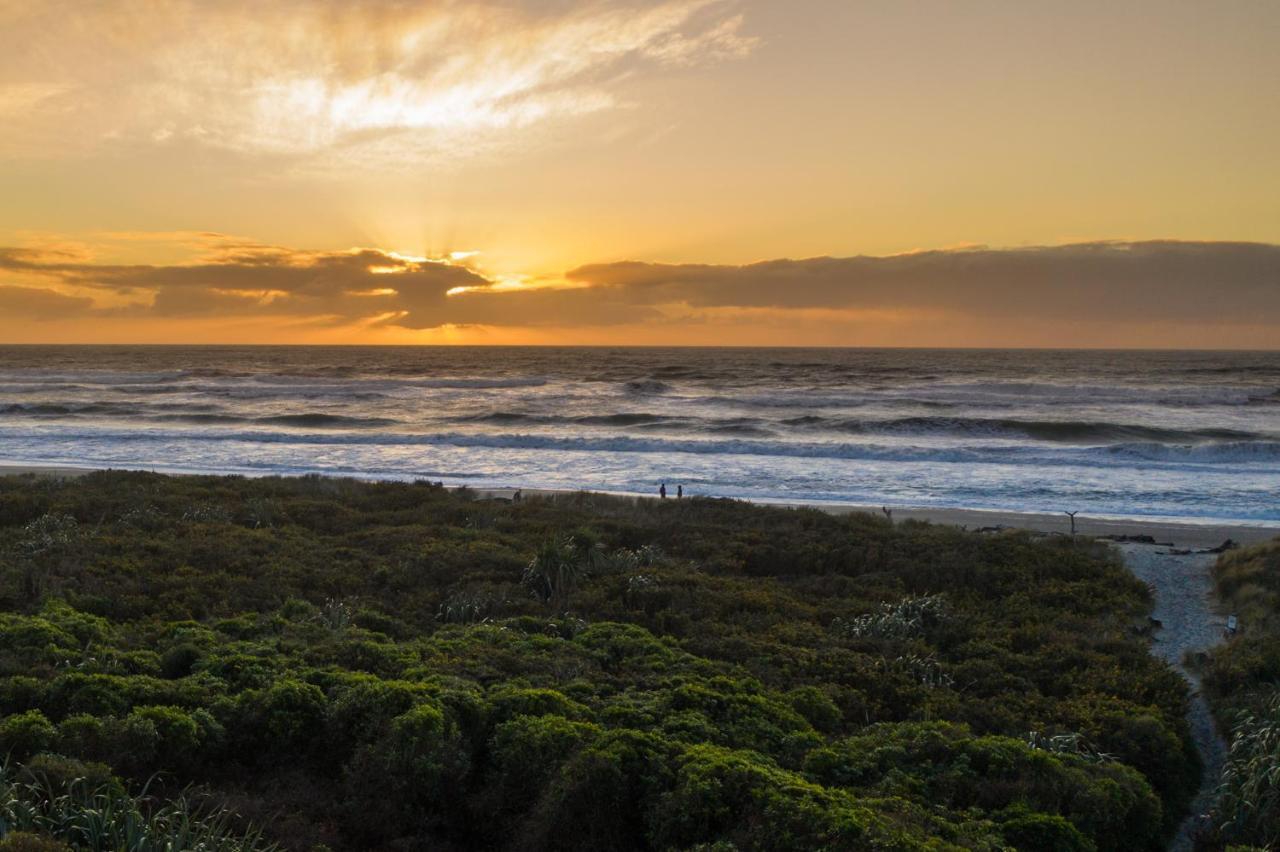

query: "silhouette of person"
xmin=513 ymin=489 xmax=522 ymax=503
xmin=659 ymin=483 xmax=667 ymax=499
xmin=677 ymin=485 xmax=683 ymax=499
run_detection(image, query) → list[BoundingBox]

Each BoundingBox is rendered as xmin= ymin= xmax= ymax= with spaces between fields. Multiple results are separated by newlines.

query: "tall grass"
xmin=0 ymin=761 xmax=276 ymax=852
xmin=1214 ymin=689 xmax=1280 ymax=849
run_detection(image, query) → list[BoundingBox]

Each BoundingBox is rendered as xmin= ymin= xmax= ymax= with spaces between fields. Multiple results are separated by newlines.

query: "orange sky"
xmin=1 ymin=0 xmax=1278 ymax=346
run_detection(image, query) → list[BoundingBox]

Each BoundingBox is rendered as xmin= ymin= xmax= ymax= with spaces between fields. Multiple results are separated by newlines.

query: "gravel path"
xmin=1117 ymin=543 xmax=1228 ymax=852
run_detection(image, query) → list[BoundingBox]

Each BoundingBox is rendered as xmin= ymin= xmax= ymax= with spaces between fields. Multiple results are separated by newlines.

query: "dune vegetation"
xmin=1199 ymin=539 xmax=1280 ymax=851
xmin=0 ymin=471 xmax=1201 ymax=851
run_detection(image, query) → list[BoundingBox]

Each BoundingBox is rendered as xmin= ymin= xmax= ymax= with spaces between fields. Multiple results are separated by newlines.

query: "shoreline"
xmin=2 ymin=462 xmax=1275 ymax=550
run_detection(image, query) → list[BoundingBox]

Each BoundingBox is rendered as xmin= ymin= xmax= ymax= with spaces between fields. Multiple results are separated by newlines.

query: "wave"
xmin=0 ymin=403 xmax=397 ymax=430
xmin=12 ymin=399 xmax=1264 ymax=446
xmin=255 ymin=414 xmax=401 ymax=429
xmin=153 ymin=413 xmax=398 ymax=429
xmin=822 ymin=416 xmax=1266 ymax=444
xmin=711 ymin=382 xmax=1280 ymax=411
xmin=0 ymin=402 xmax=200 ymax=417
xmin=0 ymin=370 xmax=188 ymax=386
xmin=1105 ymin=441 xmax=1280 ymax=463
xmin=461 ymin=411 xmax=772 ymax=432
xmin=624 ymin=379 xmax=670 ymax=394
xmin=462 ymin=411 xmax=674 ymax=427
xmin=9 ymin=424 xmax=1279 ymax=469
xmin=773 ymin=413 xmax=1267 ymax=443
xmin=409 ymin=377 xmax=548 ymax=389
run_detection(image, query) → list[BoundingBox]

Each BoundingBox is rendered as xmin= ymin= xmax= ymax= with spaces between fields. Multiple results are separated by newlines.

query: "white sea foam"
xmin=1 ymin=346 xmax=1278 ymax=522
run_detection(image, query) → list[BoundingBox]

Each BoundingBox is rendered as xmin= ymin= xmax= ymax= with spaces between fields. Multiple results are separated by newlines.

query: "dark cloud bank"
xmin=2 ymin=240 xmax=1278 ymax=331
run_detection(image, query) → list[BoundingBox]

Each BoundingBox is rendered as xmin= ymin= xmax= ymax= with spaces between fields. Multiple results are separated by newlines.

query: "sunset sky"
xmin=1 ymin=0 xmax=1277 ymax=346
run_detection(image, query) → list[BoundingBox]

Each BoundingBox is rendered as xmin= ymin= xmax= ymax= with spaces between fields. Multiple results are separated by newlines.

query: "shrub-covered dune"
xmin=0 ymin=471 xmax=1199 ymax=851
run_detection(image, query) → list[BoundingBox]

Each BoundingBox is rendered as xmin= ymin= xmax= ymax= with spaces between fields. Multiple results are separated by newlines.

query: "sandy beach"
xmin=3 ymin=462 xmax=1276 ymax=550
xmin=463 ymin=487 xmax=1278 ymax=549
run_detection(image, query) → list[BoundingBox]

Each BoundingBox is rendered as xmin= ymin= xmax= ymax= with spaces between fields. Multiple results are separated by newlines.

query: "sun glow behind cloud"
xmin=4 ymin=232 xmax=1280 ymax=347
xmin=0 ymin=0 xmax=756 ymax=167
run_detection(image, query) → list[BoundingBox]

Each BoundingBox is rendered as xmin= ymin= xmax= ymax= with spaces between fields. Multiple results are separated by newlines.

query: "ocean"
xmin=1 ymin=346 xmax=1278 ymax=524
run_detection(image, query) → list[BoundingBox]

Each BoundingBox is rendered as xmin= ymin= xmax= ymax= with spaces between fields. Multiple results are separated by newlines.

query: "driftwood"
xmin=1199 ymin=539 xmax=1238 ymax=554
xmin=1101 ymin=534 xmax=1175 ymax=547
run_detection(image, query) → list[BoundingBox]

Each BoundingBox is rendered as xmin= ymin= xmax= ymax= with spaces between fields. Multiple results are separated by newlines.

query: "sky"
xmin=0 ymin=0 xmax=1277 ymax=346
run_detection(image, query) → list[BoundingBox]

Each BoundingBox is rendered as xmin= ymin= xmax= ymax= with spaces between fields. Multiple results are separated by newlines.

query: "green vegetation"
xmin=1200 ymin=539 xmax=1280 ymax=850
xmin=0 ymin=471 xmax=1199 ymax=850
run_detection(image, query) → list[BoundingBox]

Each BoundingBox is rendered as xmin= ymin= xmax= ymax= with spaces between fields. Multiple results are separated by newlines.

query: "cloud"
xmin=0 ymin=0 xmax=757 ymax=165
xmin=0 ymin=285 xmax=96 ymax=319
xmin=3 ymin=238 xmax=1278 ymax=338
xmin=564 ymin=241 xmax=1280 ymax=323
xmin=1 ymin=241 xmax=493 ymax=326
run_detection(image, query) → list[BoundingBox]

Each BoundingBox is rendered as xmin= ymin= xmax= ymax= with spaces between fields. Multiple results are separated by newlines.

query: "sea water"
xmin=0 ymin=346 xmax=1278 ymax=524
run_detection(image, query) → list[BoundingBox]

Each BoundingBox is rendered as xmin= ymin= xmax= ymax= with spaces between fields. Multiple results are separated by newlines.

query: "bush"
xmin=649 ymin=744 xmax=883 ymax=850
xmin=244 ymin=680 xmax=327 ymax=757
xmin=19 ymin=753 xmax=119 ymax=795
xmin=0 ymin=834 xmax=71 ymax=852
xmin=0 ymin=471 xmax=1210 ymax=849
xmin=160 ymin=643 xmax=201 ymax=679
xmin=0 ymin=710 xmax=56 ymax=760
xmin=130 ymin=705 xmax=201 ymax=767
xmin=999 ymin=808 xmax=1093 ymax=852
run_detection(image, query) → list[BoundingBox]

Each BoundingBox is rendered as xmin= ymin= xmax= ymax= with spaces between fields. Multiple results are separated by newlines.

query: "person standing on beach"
xmin=677 ymin=485 xmax=683 ymax=499
xmin=659 ymin=483 xmax=667 ymax=499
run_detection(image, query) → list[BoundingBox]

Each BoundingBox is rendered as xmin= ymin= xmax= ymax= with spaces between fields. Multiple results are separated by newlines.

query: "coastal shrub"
xmin=648 ymin=744 xmax=881 ymax=850
xmin=0 ymin=710 xmax=56 ymax=760
xmin=0 ymin=679 xmax=41 ymax=716
xmin=160 ymin=643 xmax=201 ymax=679
xmin=487 ymin=687 xmax=591 ymax=724
xmin=235 ymin=679 xmax=327 ymax=761
xmin=786 ymin=685 xmax=843 ymax=733
xmin=803 ymin=721 xmax=1163 ymax=850
xmin=18 ymin=753 xmax=119 ymax=796
xmin=339 ymin=702 xmax=470 ymax=846
xmin=0 ymin=834 xmax=71 ymax=852
xmin=490 ymin=714 xmax=601 ymax=792
xmin=997 ymin=808 xmax=1093 ymax=852
xmin=0 ymin=471 xmax=1204 ymax=850
xmin=516 ymin=729 xmax=677 ymax=851
xmin=130 ymin=704 xmax=202 ymax=767
xmin=325 ymin=677 xmax=425 ymax=760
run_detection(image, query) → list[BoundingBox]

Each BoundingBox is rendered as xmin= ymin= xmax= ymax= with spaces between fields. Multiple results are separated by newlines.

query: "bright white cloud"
xmin=0 ymin=0 xmax=757 ymax=165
